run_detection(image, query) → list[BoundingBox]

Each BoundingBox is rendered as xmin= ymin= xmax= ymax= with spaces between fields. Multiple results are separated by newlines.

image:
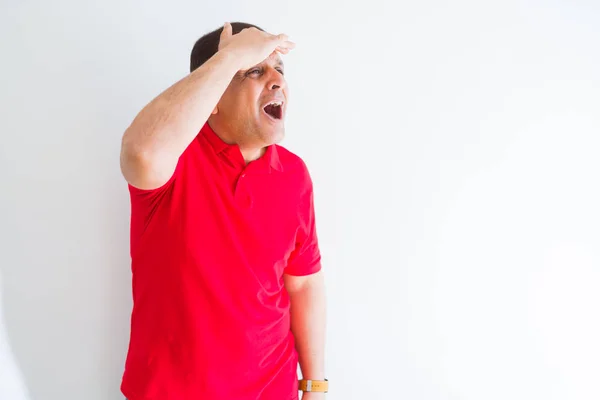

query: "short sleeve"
xmin=127 ymin=158 xmax=183 ymax=257
xmin=128 ymin=160 xmax=179 ymax=206
xmin=284 ymin=173 xmax=322 ymax=276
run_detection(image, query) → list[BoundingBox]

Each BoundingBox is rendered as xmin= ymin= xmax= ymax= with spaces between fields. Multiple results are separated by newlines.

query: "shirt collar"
xmin=200 ymin=123 xmax=283 ymax=172
xmin=265 ymin=144 xmax=283 ymax=172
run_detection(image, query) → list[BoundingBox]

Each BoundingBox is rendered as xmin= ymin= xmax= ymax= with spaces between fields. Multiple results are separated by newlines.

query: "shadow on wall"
xmin=0 ymin=272 xmax=31 ymax=400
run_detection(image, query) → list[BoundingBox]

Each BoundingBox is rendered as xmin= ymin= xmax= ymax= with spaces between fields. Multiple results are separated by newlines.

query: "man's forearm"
xmin=288 ymin=271 xmax=327 ymax=380
xmin=120 ymin=49 xmax=241 ymax=189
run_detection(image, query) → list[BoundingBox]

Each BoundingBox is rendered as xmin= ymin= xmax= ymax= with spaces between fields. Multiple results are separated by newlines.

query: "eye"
xmin=248 ymin=68 xmax=262 ymax=76
xmin=276 ymin=68 xmax=284 ymax=76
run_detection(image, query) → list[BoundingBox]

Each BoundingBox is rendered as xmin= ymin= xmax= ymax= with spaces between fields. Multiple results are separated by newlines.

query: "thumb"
xmin=221 ymin=22 xmax=232 ymax=41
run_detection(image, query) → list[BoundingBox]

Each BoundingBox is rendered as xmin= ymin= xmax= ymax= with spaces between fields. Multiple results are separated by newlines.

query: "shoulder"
xmin=274 ymin=144 xmax=315 ymax=192
xmin=274 ymin=145 xmax=311 ymax=177
xmin=275 ymin=145 xmax=318 ymax=210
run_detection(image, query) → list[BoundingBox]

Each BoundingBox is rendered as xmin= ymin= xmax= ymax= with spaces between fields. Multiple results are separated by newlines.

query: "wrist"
xmin=301 ymin=392 xmax=325 ymax=399
xmin=298 ymin=378 xmax=328 ymax=393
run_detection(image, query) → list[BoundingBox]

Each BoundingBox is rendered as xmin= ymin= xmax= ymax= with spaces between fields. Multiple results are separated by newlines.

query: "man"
xmin=119 ymin=22 xmax=327 ymax=400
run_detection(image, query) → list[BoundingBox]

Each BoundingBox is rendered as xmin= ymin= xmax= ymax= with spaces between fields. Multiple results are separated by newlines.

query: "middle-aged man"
xmin=119 ymin=22 xmax=328 ymax=400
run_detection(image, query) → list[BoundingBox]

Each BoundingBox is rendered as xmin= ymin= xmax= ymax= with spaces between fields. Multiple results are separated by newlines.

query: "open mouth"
xmin=263 ymin=101 xmax=283 ymax=120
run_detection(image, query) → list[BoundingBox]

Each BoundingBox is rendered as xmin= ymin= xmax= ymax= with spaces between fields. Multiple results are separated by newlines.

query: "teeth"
xmin=269 ymin=101 xmax=282 ymax=107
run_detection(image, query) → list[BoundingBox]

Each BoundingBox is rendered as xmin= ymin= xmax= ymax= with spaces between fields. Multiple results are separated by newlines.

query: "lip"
xmin=260 ymin=95 xmax=285 ymax=109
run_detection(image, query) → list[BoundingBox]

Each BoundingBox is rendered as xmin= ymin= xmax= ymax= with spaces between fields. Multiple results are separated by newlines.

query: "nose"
xmin=266 ymin=68 xmax=286 ymax=91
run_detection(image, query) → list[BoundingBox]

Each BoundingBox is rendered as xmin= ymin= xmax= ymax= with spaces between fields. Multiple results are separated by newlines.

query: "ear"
xmin=211 ymin=105 xmax=218 ymax=115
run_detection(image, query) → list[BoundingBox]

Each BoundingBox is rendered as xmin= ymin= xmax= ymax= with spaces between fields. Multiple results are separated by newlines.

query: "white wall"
xmin=1 ymin=1 xmax=599 ymax=399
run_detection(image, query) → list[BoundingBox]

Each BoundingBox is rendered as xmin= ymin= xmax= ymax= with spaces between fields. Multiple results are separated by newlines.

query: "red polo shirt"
xmin=121 ymin=123 xmax=321 ymax=400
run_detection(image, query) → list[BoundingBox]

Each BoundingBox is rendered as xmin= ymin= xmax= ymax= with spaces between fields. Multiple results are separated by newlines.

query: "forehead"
xmin=271 ymin=53 xmax=284 ymax=65
xmin=261 ymin=53 xmax=284 ymax=68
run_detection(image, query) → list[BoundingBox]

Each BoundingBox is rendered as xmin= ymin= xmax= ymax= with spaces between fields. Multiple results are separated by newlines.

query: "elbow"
xmin=120 ymin=128 xmax=155 ymax=187
xmin=120 ymin=128 xmax=148 ymax=172
xmin=119 ymin=127 xmax=175 ymax=190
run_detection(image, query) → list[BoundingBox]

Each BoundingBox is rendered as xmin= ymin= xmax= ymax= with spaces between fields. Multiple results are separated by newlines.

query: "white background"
xmin=1 ymin=1 xmax=599 ymax=399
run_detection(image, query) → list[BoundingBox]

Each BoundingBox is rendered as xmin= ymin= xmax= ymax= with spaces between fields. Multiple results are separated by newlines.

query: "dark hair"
xmin=190 ymin=22 xmax=263 ymax=73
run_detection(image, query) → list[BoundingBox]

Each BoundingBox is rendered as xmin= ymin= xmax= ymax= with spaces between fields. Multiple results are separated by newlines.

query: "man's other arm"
xmin=284 ymin=270 xmax=327 ymax=399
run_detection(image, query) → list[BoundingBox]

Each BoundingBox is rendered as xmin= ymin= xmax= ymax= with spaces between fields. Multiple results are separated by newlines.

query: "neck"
xmin=207 ymin=119 xmax=266 ymax=164
xmin=240 ymin=146 xmax=267 ymax=164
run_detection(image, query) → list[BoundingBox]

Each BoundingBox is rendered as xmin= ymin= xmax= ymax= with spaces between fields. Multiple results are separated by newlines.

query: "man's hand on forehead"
xmin=217 ymin=22 xmax=295 ymax=71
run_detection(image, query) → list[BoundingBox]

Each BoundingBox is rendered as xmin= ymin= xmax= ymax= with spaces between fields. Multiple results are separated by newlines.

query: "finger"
xmin=275 ymin=33 xmax=289 ymax=41
xmin=276 ymin=47 xmax=290 ymax=54
xmin=279 ymin=40 xmax=296 ymax=50
xmin=221 ymin=22 xmax=232 ymax=40
xmin=271 ymin=33 xmax=291 ymax=44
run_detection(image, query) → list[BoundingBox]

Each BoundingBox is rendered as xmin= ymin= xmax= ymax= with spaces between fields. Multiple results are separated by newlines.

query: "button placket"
xmin=234 ymin=171 xmax=252 ymax=209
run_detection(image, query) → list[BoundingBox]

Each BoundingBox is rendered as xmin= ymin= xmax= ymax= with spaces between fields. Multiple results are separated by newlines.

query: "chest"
xmin=175 ymin=152 xmax=301 ymax=274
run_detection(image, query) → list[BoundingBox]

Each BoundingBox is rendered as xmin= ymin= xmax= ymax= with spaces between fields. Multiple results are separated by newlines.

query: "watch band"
xmin=298 ymin=379 xmax=328 ymax=392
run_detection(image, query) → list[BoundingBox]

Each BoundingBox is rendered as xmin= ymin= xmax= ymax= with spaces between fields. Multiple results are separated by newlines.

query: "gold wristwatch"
xmin=298 ymin=379 xmax=329 ymax=393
